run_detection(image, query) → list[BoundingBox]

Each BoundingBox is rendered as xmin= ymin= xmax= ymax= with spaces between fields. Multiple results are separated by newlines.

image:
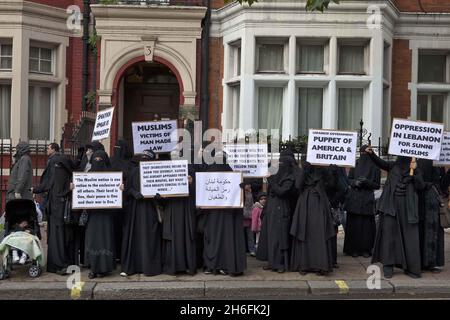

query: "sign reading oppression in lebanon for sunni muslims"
xmin=307 ymin=129 xmax=358 ymax=167
xmin=388 ymin=118 xmax=444 ymax=160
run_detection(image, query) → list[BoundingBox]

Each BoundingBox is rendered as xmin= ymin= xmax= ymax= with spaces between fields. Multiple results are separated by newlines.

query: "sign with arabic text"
xmin=195 ymin=172 xmax=243 ymax=209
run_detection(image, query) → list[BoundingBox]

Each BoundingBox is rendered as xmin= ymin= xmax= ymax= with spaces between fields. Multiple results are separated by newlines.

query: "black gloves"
xmin=154 ymin=193 xmax=162 ymax=200
xmin=131 ymin=190 xmax=144 ymax=200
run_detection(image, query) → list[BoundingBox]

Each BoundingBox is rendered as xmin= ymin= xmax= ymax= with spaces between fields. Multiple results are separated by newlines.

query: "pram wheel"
xmin=28 ymin=265 xmax=41 ymax=278
xmin=0 ymin=271 xmax=9 ymax=280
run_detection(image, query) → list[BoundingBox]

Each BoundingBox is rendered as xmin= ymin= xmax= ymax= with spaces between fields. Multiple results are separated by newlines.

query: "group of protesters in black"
xmin=28 ymin=139 xmax=449 ymax=279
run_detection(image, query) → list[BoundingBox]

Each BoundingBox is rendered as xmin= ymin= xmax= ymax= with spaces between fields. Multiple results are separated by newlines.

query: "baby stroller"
xmin=0 ymin=199 xmax=45 ymax=280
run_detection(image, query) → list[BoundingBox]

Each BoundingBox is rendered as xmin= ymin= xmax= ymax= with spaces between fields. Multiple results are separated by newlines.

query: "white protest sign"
xmin=92 ymin=107 xmax=114 ymax=141
xmin=307 ymin=129 xmax=358 ymax=167
xmin=388 ymin=118 xmax=444 ymax=160
xmin=140 ymin=160 xmax=189 ymax=198
xmin=195 ymin=172 xmax=243 ymax=209
xmin=72 ymin=172 xmax=122 ymax=209
xmin=223 ymin=144 xmax=269 ymax=178
xmin=434 ymin=131 xmax=450 ymax=166
xmin=132 ymin=120 xmax=177 ymax=154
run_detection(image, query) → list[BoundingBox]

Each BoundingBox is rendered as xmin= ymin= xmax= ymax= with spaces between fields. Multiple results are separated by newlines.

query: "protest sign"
xmin=92 ymin=107 xmax=114 ymax=141
xmin=434 ymin=131 xmax=450 ymax=166
xmin=132 ymin=120 xmax=177 ymax=154
xmin=72 ymin=172 xmax=122 ymax=209
xmin=223 ymin=144 xmax=269 ymax=178
xmin=388 ymin=118 xmax=444 ymax=160
xmin=195 ymin=172 xmax=243 ymax=209
xmin=140 ymin=160 xmax=189 ymax=198
xmin=306 ymin=129 xmax=357 ymax=167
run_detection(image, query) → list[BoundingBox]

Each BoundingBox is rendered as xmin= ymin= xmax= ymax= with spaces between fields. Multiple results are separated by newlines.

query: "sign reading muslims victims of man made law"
xmin=223 ymin=144 xmax=269 ymax=178
xmin=132 ymin=120 xmax=177 ymax=154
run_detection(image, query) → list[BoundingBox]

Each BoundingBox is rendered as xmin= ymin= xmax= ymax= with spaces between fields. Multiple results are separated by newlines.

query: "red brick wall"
xmin=393 ymin=0 xmax=450 ymax=12
xmin=391 ymin=39 xmax=412 ymax=119
xmin=211 ymin=0 xmax=225 ymax=9
xmin=208 ymin=37 xmax=224 ymax=130
xmin=66 ymin=37 xmax=84 ymax=125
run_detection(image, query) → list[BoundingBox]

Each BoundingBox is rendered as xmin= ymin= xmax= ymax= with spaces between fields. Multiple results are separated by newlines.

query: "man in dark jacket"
xmin=6 ymin=141 xmax=33 ymax=202
xmin=33 ymin=143 xmax=61 ymax=208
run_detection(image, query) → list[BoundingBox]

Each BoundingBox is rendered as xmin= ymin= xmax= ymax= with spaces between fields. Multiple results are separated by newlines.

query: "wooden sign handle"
xmin=410 ymin=157 xmax=416 ymax=176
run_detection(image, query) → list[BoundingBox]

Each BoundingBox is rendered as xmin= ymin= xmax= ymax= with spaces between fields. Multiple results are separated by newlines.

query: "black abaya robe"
xmin=369 ymin=154 xmax=425 ymax=277
xmin=161 ymin=165 xmax=197 ymax=275
xmin=417 ymin=159 xmax=445 ymax=269
xmin=46 ymin=155 xmax=75 ymax=273
xmin=290 ymin=164 xmax=336 ymax=274
xmin=344 ymin=153 xmax=381 ymax=256
xmin=84 ymin=149 xmax=116 ymax=275
xmin=202 ymin=162 xmax=246 ymax=275
xmin=121 ymin=161 xmax=162 ymax=276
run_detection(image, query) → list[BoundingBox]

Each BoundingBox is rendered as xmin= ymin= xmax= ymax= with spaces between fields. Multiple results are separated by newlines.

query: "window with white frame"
xmin=30 ymin=46 xmax=53 ymax=74
xmin=229 ymin=40 xmax=241 ymax=78
xmin=229 ymin=84 xmax=240 ymax=129
xmin=0 ymin=84 xmax=11 ymax=139
xmin=298 ymin=87 xmax=323 ymax=136
xmin=418 ymin=50 xmax=449 ymax=83
xmin=257 ymin=87 xmax=283 ymax=132
xmin=28 ymin=86 xmax=52 ymax=140
xmin=255 ymin=38 xmax=288 ymax=73
xmin=338 ymin=40 xmax=369 ymax=75
xmin=383 ymin=43 xmax=391 ymax=81
xmin=338 ymin=88 xmax=363 ymax=131
xmin=0 ymin=44 xmax=12 ymax=70
xmin=296 ymin=39 xmax=327 ymax=74
xmin=417 ymin=93 xmax=445 ymax=123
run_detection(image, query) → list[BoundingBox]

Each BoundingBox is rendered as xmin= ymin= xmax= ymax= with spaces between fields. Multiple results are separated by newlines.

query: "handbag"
xmin=436 ymin=188 xmax=450 ymax=229
xmin=330 ymin=206 xmax=342 ymax=227
xmin=78 ymin=210 xmax=89 ymax=227
xmin=63 ymin=197 xmax=74 ymax=225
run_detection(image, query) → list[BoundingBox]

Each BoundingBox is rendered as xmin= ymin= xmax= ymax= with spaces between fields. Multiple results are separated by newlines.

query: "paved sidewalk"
xmin=1 ymin=231 xmax=450 ymax=299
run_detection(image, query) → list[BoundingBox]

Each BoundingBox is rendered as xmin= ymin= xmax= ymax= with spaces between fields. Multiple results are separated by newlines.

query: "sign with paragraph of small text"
xmin=140 ymin=160 xmax=189 ymax=198
xmin=223 ymin=144 xmax=269 ymax=178
xmin=72 ymin=172 xmax=123 ymax=209
xmin=434 ymin=131 xmax=450 ymax=166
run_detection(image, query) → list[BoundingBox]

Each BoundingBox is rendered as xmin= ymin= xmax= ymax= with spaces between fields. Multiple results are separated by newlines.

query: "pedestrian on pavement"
xmin=121 ymin=149 xmax=162 ymax=277
xmin=417 ymin=159 xmax=446 ymax=273
xmin=344 ymin=145 xmax=381 ymax=258
xmin=289 ymin=161 xmax=337 ymax=276
xmin=242 ymin=182 xmax=256 ymax=256
xmin=85 ymin=141 xmax=117 ymax=279
xmin=202 ymin=151 xmax=246 ymax=276
xmin=46 ymin=155 xmax=76 ymax=274
xmin=251 ymin=192 xmax=267 ymax=252
xmin=366 ymin=147 xmax=424 ymax=279
xmin=32 ymin=143 xmax=61 ymax=213
xmin=256 ymin=150 xmax=297 ymax=273
xmin=161 ymin=152 xmax=197 ymax=275
xmin=6 ymin=141 xmax=33 ymax=203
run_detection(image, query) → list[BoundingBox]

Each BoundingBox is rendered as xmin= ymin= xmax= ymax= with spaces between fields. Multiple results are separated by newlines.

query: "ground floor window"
xmin=338 ymin=88 xmax=363 ymax=131
xmin=0 ymin=84 xmax=11 ymax=139
xmin=298 ymin=87 xmax=323 ymax=136
xmin=417 ymin=93 xmax=445 ymax=123
xmin=28 ymin=86 xmax=52 ymax=140
xmin=257 ymin=87 xmax=283 ymax=133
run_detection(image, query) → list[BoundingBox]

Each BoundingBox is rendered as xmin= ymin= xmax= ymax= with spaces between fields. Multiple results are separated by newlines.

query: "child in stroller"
xmin=0 ymin=199 xmax=45 ymax=279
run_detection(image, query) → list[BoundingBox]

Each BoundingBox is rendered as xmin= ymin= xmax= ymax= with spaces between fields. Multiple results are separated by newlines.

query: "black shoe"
xmin=96 ymin=273 xmax=106 ymax=278
xmin=431 ymin=267 xmax=442 ymax=274
xmin=88 ymin=272 xmax=96 ymax=279
xmin=203 ymin=269 xmax=213 ymax=275
xmin=56 ymin=268 xmax=67 ymax=276
xmin=262 ymin=265 xmax=271 ymax=271
xmin=299 ymin=271 xmax=307 ymax=276
xmin=277 ymin=268 xmax=285 ymax=274
xmin=219 ymin=269 xmax=228 ymax=275
xmin=316 ymin=271 xmax=327 ymax=276
xmin=404 ymin=271 xmax=421 ymax=279
xmin=383 ymin=265 xmax=393 ymax=279
xmin=362 ymin=253 xmax=371 ymax=258
xmin=351 ymin=253 xmax=359 ymax=258
xmin=230 ymin=272 xmax=243 ymax=277
xmin=333 ymin=263 xmax=339 ymax=269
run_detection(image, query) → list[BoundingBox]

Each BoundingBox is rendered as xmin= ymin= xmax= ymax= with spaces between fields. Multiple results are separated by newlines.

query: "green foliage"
xmin=99 ymin=0 xmax=119 ymax=4
xmin=225 ymin=0 xmax=340 ymax=11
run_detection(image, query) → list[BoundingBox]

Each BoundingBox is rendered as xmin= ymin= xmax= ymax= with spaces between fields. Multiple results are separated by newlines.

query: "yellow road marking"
xmin=335 ymin=280 xmax=349 ymax=294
